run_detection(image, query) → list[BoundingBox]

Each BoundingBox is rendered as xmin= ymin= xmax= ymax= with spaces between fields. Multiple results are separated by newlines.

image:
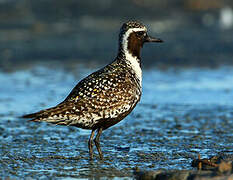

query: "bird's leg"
xmin=94 ymin=127 xmax=103 ymax=159
xmin=88 ymin=130 xmax=95 ymax=160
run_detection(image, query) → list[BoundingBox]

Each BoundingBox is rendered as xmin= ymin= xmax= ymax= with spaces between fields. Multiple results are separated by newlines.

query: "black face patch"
xmin=136 ymin=31 xmax=146 ymax=37
xmin=127 ymin=32 xmax=144 ymax=59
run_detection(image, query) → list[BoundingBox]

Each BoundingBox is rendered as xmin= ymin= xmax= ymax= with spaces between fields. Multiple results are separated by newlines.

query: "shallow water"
xmin=0 ymin=65 xmax=233 ymax=179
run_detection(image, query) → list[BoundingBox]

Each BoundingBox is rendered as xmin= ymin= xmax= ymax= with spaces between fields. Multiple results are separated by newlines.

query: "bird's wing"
xmin=23 ymin=65 xmax=140 ymax=128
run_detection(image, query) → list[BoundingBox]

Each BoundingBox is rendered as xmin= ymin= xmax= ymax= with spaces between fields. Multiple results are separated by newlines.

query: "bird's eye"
xmin=137 ymin=31 xmax=145 ymax=36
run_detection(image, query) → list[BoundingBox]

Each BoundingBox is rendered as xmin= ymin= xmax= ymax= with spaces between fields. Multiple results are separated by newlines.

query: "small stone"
xmin=218 ymin=161 xmax=232 ymax=174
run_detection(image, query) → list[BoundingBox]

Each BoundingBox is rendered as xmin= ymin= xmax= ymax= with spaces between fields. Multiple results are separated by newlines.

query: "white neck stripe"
xmin=121 ymin=28 xmax=145 ymax=86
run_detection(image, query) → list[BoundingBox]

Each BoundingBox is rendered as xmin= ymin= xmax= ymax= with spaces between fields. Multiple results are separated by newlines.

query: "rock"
xmin=218 ymin=161 xmax=232 ymax=174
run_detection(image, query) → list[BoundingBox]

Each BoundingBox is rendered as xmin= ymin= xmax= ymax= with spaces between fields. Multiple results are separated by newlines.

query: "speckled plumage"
xmin=22 ymin=20 xmax=163 ymax=159
xmin=29 ymin=60 xmax=141 ymax=130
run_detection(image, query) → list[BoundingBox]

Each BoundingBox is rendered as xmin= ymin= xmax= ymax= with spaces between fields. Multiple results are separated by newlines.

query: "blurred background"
xmin=0 ymin=0 xmax=233 ymax=71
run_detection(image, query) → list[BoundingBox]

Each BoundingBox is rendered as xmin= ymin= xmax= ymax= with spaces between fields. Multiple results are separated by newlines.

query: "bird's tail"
xmin=21 ymin=102 xmax=77 ymax=125
xmin=21 ymin=112 xmax=41 ymax=119
xmin=21 ymin=107 xmax=55 ymax=122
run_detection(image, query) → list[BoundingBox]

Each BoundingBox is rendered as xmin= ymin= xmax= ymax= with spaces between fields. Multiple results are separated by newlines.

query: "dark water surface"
xmin=0 ymin=65 xmax=232 ymax=179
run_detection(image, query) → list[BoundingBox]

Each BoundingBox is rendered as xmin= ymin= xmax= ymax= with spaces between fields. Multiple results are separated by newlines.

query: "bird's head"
xmin=119 ymin=21 xmax=163 ymax=59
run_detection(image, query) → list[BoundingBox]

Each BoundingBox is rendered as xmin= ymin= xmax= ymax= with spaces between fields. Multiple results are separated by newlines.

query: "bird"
xmin=22 ymin=20 xmax=163 ymax=160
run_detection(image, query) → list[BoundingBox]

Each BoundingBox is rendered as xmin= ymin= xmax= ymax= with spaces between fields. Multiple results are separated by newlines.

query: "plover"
xmin=22 ymin=21 xmax=163 ymax=159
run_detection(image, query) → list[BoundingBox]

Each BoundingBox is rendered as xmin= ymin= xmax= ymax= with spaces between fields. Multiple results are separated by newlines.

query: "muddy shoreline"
xmin=0 ymin=66 xmax=233 ymax=179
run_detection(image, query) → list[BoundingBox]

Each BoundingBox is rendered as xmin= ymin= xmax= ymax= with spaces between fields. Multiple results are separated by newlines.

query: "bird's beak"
xmin=144 ymin=35 xmax=163 ymax=43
